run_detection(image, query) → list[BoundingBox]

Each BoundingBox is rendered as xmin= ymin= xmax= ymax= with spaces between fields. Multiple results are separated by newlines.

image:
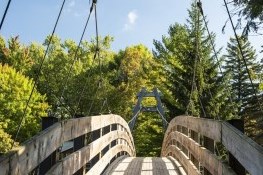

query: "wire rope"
xmin=12 ymin=0 xmax=67 ymax=148
xmin=223 ymin=0 xmax=263 ymax=114
xmin=58 ymin=1 xmax=95 ymax=107
xmin=0 ymin=0 xmax=12 ymax=31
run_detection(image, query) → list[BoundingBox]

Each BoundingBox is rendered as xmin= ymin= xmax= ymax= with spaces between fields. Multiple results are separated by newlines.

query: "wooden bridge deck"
xmin=104 ymin=157 xmax=186 ymax=175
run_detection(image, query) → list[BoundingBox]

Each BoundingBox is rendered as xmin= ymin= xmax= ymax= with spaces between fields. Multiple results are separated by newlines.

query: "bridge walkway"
xmin=104 ymin=156 xmax=186 ymax=175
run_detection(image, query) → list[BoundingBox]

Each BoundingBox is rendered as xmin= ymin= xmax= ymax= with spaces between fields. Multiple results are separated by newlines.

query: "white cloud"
xmin=128 ymin=11 xmax=138 ymax=24
xmin=124 ymin=10 xmax=138 ymax=31
xmin=66 ymin=0 xmax=83 ymax=18
xmin=66 ymin=0 xmax=76 ymax=13
xmin=68 ymin=0 xmax=75 ymax=8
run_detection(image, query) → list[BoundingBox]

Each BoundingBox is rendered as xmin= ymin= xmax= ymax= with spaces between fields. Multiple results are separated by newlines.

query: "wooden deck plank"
xmin=106 ymin=157 xmax=184 ymax=175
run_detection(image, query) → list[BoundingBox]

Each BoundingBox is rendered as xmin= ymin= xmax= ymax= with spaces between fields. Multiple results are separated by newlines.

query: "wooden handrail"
xmin=87 ymin=144 xmax=132 ymax=175
xmin=222 ymin=122 xmax=263 ymax=175
xmin=165 ymin=145 xmax=200 ymax=175
xmin=163 ymin=131 xmax=236 ymax=175
xmin=162 ymin=115 xmax=263 ymax=175
xmin=46 ymin=130 xmax=135 ymax=174
xmin=0 ymin=114 xmax=135 ymax=175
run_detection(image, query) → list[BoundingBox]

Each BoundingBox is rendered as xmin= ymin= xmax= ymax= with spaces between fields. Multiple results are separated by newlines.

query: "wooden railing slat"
xmin=46 ymin=130 xmax=134 ymax=175
xmin=222 ymin=122 xmax=263 ymax=175
xmin=163 ymin=131 xmax=236 ymax=175
xmin=0 ymin=114 xmax=134 ymax=175
xmin=87 ymin=144 xmax=131 ymax=175
xmin=0 ymin=123 xmax=62 ymax=175
xmin=162 ymin=115 xmax=263 ymax=175
xmin=165 ymin=145 xmax=200 ymax=175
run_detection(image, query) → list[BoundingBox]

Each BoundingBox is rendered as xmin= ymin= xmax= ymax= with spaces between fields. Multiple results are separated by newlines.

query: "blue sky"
xmin=0 ymin=0 xmax=262 ymax=56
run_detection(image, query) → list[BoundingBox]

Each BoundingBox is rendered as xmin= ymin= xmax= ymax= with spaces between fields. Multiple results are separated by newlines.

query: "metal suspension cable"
xmin=72 ymin=57 xmax=96 ymax=117
xmin=86 ymin=2 xmax=103 ymax=116
xmin=197 ymin=0 xmax=222 ymax=74
xmin=197 ymin=0 xmax=235 ymax=120
xmin=196 ymin=1 xmax=224 ymax=157
xmin=89 ymin=3 xmax=111 ymax=116
xmin=128 ymin=107 xmax=142 ymax=131
xmin=58 ymin=1 xmax=95 ymax=107
xmin=94 ymin=3 xmax=102 ymax=80
xmin=87 ymin=80 xmax=101 ymax=115
xmin=195 ymin=1 xmax=209 ymax=119
xmin=42 ymin=73 xmax=75 ymax=116
xmin=99 ymin=98 xmax=107 ymax=114
xmin=72 ymin=1 xmax=103 ymax=117
xmin=99 ymin=78 xmax=112 ymax=114
xmin=100 ymin=98 xmax=111 ymax=114
xmin=12 ymin=0 xmax=67 ymax=148
xmin=0 ymin=0 xmax=12 ymax=31
xmin=223 ymin=0 xmax=263 ymax=113
xmin=156 ymin=108 xmax=169 ymax=130
xmin=198 ymin=95 xmax=207 ymax=118
xmin=197 ymin=0 xmax=230 ymax=87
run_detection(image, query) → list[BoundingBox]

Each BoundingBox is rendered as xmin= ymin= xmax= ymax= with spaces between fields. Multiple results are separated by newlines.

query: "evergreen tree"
xmin=224 ymin=36 xmax=263 ymax=144
xmin=223 ymin=36 xmax=261 ymax=115
xmin=154 ymin=1 xmax=233 ymax=120
xmin=232 ymin=0 xmax=263 ymax=35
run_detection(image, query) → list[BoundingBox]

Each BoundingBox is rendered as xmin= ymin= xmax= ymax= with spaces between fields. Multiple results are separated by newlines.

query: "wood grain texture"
xmin=222 ymin=122 xmax=263 ymax=175
xmin=164 ymin=145 xmax=200 ymax=175
xmin=86 ymin=144 xmax=131 ymax=175
xmin=0 ymin=114 xmax=134 ymax=175
xmin=46 ymin=130 xmax=135 ymax=175
xmin=164 ymin=116 xmax=221 ymax=143
xmin=163 ymin=116 xmax=263 ymax=175
xmin=162 ymin=131 xmax=236 ymax=175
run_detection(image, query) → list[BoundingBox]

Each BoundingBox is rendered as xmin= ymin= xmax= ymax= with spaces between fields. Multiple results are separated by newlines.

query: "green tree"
xmin=0 ymin=122 xmax=18 ymax=154
xmin=31 ymin=35 xmax=115 ymax=118
xmin=154 ymin=2 xmax=233 ymax=120
xmin=108 ymin=45 xmax=164 ymax=156
xmin=224 ymin=36 xmax=260 ymax=114
xmin=133 ymin=113 xmax=164 ymax=157
xmin=0 ymin=64 xmax=49 ymax=148
xmin=0 ymin=36 xmax=37 ymax=74
xmin=230 ymin=0 xmax=263 ymax=35
xmin=108 ymin=44 xmax=158 ymax=119
xmin=224 ymin=36 xmax=262 ymax=143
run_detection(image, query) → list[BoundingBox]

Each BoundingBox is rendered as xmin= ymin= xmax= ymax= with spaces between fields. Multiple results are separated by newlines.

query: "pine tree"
xmin=153 ymin=1 xmax=233 ymax=120
xmin=224 ymin=36 xmax=261 ymax=115
xmin=224 ymin=36 xmax=263 ymax=144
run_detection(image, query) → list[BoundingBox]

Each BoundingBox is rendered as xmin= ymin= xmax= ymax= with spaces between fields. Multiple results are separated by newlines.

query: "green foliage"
xmin=233 ymin=0 xmax=263 ymax=20
xmin=108 ymin=45 xmax=158 ymax=119
xmin=133 ymin=113 xmax=164 ymax=157
xmin=231 ymin=0 xmax=263 ymax=35
xmin=0 ymin=36 xmax=38 ymax=74
xmin=0 ymin=64 xmax=49 ymax=146
xmin=1 ymin=1 xmax=261 ymax=155
xmin=29 ymin=35 xmax=115 ymax=118
xmin=224 ymin=36 xmax=260 ymax=114
xmin=0 ymin=122 xmax=17 ymax=154
xmin=108 ymin=45 xmax=164 ymax=156
xmin=224 ymin=36 xmax=263 ymax=143
xmin=153 ymin=2 xmax=234 ymax=120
